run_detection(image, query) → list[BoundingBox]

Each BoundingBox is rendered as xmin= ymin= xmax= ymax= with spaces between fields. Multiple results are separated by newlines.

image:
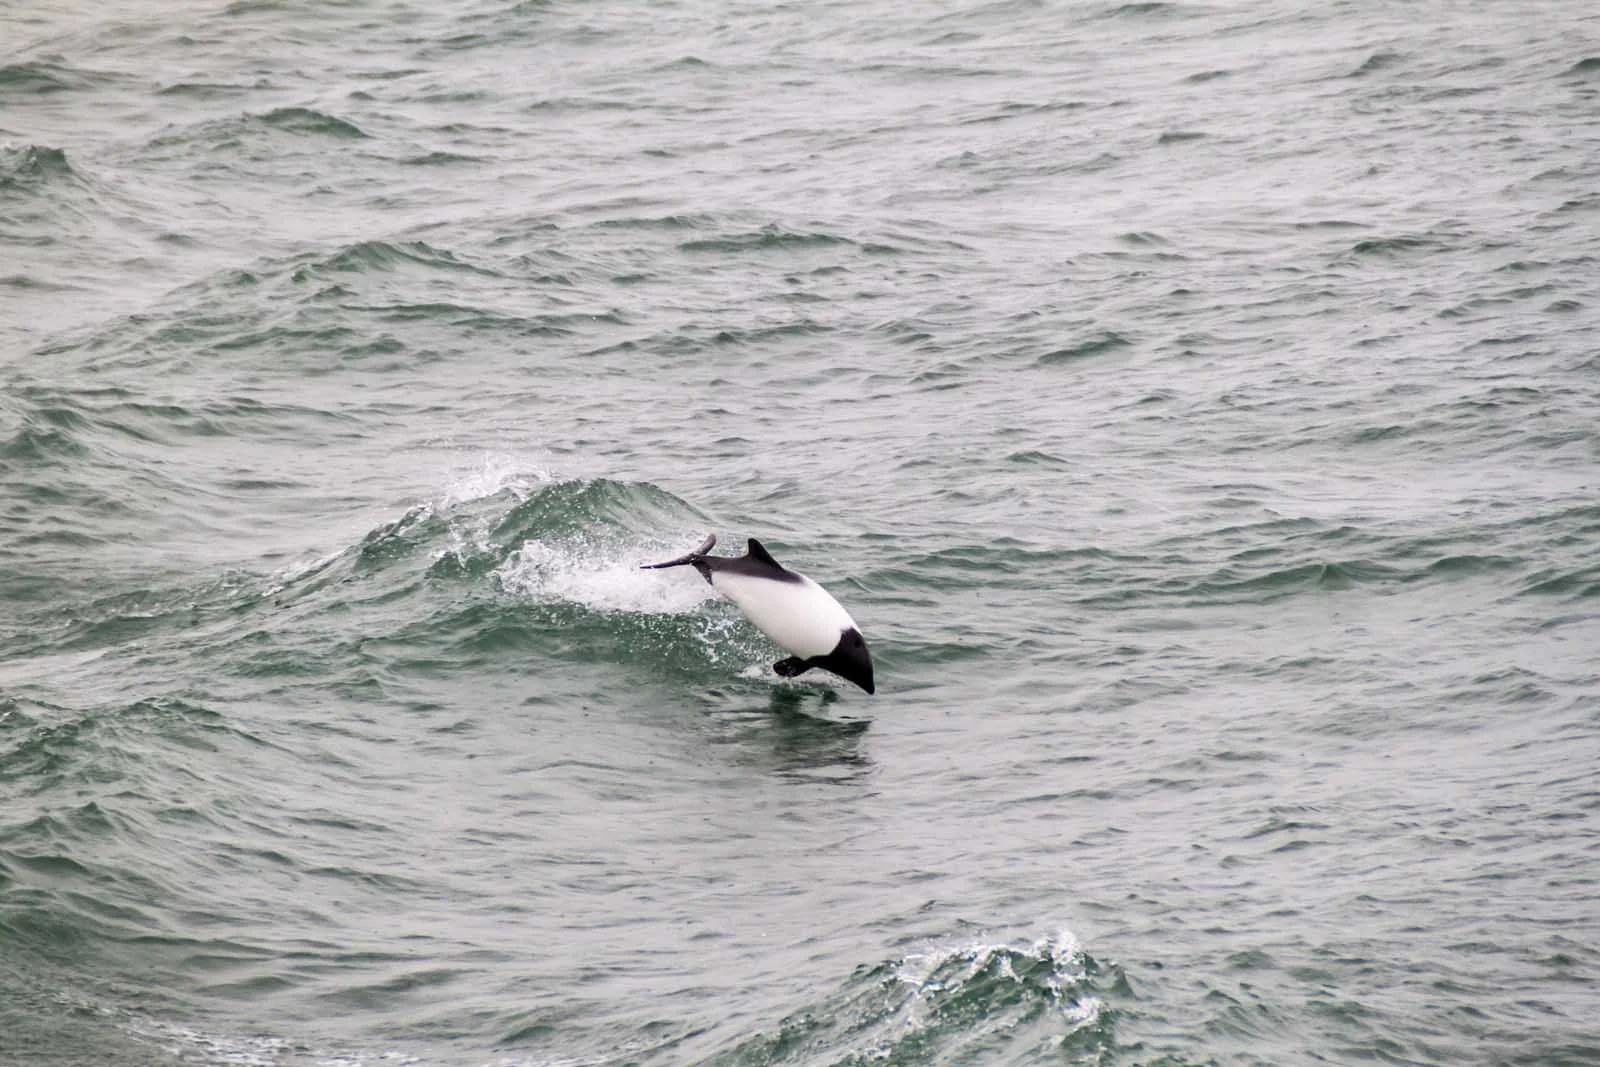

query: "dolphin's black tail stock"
xmin=640 ymin=533 xmax=716 ymax=570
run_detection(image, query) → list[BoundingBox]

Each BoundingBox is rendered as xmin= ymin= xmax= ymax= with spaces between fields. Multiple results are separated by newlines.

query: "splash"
xmin=497 ymin=537 xmax=715 ymax=616
xmin=438 ymin=453 xmax=553 ymax=510
xmin=433 ymin=454 xmax=552 ymax=562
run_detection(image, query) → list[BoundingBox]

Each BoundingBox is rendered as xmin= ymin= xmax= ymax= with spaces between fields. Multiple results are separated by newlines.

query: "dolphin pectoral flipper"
xmin=640 ymin=533 xmax=717 ymax=570
xmin=772 ymin=656 xmax=812 ymax=678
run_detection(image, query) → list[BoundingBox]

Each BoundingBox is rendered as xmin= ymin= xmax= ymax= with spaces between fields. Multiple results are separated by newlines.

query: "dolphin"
xmin=642 ymin=534 xmax=875 ymax=694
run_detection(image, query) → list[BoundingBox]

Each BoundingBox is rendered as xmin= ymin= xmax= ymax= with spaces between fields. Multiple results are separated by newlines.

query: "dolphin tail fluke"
xmin=640 ymin=533 xmax=717 ymax=570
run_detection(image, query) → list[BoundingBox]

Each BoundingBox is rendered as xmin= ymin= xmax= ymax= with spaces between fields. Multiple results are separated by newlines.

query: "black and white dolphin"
xmin=641 ymin=534 xmax=875 ymax=694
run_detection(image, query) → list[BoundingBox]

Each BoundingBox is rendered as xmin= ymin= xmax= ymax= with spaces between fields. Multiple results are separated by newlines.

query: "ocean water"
xmin=2 ymin=0 xmax=1598 ymax=1064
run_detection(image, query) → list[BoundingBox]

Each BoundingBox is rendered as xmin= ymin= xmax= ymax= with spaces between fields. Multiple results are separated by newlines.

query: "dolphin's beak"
xmin=824 ymin=628 xmax=875 ymax=694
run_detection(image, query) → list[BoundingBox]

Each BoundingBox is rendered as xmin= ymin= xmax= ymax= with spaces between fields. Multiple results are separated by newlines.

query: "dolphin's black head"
xmin=819 ymin=627 xmax=874 ymax=694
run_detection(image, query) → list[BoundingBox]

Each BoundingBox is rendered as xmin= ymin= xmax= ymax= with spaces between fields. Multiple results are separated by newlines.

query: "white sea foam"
xmin=432 ymin=454 xmax=556 ymax=565
xmin=496 ymin=536 xmax=716 ymax=616
xmin=889 ymin=928 xmax=1102 ymax=1041
xmin=439 ymin=453 xmax=553 ymax=509
xmin=262 ymin=546 xmax=345 ymax=597
xmin=137 ymin=1018 xmax=424 ymax=1066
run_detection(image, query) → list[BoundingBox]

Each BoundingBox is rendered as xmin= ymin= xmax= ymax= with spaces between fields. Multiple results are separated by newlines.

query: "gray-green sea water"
xmin=3 ymin=1 xmax=1598 ymax=1064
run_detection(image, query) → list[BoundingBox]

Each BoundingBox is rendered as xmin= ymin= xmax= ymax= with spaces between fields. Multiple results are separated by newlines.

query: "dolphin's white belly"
xmin=711 ymin=571 xmax=856 ymax=659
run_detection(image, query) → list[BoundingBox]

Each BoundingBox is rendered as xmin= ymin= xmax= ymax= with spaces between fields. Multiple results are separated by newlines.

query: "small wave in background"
xmin=3 ymin=0 xmax=1598 ymax=1064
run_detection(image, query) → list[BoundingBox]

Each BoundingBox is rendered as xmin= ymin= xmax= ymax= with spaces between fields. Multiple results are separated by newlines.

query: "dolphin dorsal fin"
xmin=746 ymin=538 xmax=784 ymax=570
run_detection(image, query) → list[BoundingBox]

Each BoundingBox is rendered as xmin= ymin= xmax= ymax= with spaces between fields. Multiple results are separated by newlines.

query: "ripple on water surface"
xmin=2 ymin=0 xmax=1599 ymax=1065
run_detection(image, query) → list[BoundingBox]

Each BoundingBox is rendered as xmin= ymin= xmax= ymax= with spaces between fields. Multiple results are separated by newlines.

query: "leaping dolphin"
xmin=642 ymin=534 xmax=875 ymax=694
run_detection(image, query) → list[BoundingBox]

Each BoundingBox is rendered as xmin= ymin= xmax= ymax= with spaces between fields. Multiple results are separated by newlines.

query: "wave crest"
xmin=715 ymin=930 xmax=1117 ymax=1065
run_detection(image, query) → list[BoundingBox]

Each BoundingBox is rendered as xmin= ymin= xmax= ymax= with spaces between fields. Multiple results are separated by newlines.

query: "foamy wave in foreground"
xmin=885 ymin=929 xmax=1105 ymax=1053
xmin=714 ymin=926 xmax=1114 ymax=1064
